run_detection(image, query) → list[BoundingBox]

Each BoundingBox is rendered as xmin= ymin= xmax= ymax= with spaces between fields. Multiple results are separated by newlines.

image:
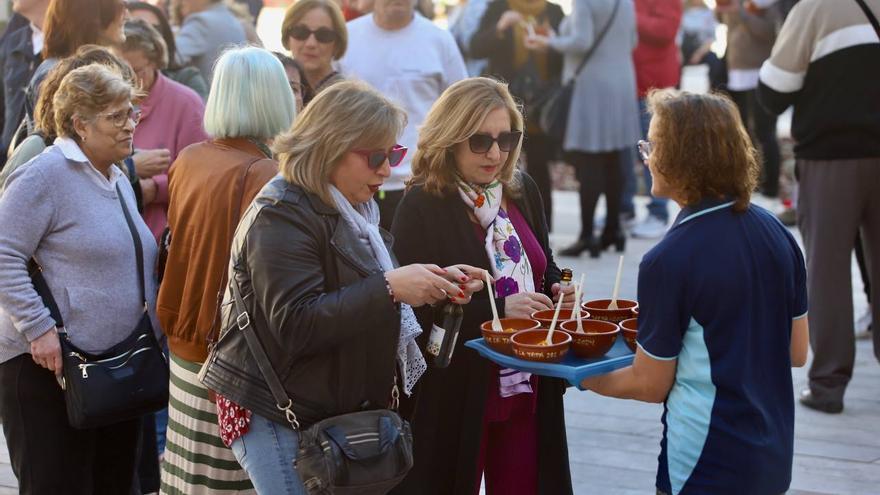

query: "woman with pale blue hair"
xmin=156 ymin=45 xmax=295 ymax=494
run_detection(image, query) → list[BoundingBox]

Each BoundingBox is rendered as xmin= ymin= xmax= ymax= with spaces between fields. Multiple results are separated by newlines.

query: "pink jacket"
xmin=133 ymin=72 xmax=208 ymax=240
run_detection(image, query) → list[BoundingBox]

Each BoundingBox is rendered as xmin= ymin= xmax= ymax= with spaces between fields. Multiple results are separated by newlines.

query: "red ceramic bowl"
xmin=531 ymin=308 xmax=591 ymax=329
xmin=481 ymin=318 xmax=541 ymax=355
xmin=619 ymin=318 xmax=638 ymax=352
xmin=583 ymin=299 xmax=639 ymax=324
xmin=510 ymin=329 xmax=572 ymax=363
xmin=560 ymin=319 xmax=620 ymax=358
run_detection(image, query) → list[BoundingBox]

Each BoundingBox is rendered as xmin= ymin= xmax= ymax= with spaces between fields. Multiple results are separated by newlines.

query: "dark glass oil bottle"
xmin=426 ymin=303 xmax=464 ymax=368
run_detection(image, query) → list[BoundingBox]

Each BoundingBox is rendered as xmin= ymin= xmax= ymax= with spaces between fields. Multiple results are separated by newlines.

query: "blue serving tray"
xmin=464 ymin=336 xmax=635 ymax=389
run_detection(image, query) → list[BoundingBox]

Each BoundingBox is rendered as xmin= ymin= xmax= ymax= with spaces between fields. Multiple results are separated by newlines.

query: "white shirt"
xmin=30 ymin=24 xmax=43 ymax=56
xmin=341 ymin=14 xmax=467 ymax=191
xmin=54 ymin=137 xmax=126 ymax=192
xmin=727 ymin=69 xmax=761 ymax=92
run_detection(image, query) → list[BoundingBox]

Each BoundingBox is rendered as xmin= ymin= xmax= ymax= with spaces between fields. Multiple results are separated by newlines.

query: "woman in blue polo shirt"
xmin=580 ymin=90 xmax=810 ymax=495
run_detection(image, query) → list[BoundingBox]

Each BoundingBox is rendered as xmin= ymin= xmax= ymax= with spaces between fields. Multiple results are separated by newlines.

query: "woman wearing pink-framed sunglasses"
xmin=199 ymin=80 xmax=489 ymax=494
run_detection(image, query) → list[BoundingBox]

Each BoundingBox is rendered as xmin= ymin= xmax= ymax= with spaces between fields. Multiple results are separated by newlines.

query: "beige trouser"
xmin=797 ymin=157 xmax=880 ymax=401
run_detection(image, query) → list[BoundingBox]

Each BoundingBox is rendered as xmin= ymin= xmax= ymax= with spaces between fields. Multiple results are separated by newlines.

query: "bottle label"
xmin=426 ymin=324 xmax=445 ymax=356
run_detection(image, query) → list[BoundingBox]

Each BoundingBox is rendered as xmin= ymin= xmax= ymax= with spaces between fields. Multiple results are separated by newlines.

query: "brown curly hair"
xmin=646 ymin=89 xmax=759 ymax=212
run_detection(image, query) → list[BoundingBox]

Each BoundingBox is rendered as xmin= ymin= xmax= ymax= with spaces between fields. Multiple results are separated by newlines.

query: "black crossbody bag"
xmin=227 ymin=274 xmax=413 ymax=494
xmin=539 ymin=0 xmax=621 ymax=141
xmin=29 ymin=183 xmax=169 ymax=429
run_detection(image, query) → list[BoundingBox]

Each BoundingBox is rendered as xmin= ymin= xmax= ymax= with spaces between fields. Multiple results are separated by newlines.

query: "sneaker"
xmin=631 ymin=215 xmax=668 ymax=239
xmin=856 ymin=305 xmax=872 ymax=340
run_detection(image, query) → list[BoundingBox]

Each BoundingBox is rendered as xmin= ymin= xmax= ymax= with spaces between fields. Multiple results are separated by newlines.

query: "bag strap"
xmin=572 ymin=0 xmax=622 ymax=80
xmin=206 ymin=156 xmax=263 ymax=350
xmin=28 ymin=259 xmax=64 ymax=328
xmin=854 ymin=0 xmax=880 ymax=37
xmin=228 ymin=268 xmax=402 ymax=431
xmin=229 ymin=274 xmax=301 ymax=430
xmin=115 ymin=182 xmax=147 ymax=311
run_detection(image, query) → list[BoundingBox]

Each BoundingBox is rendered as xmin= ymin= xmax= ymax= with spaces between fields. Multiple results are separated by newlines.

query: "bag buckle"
xmin=277 ymin=399 xmax=300 ymax=430
xmin=390 ymin=378 xmax=400 ymax=411
xmin=236 ymin=312 xmax=250 ymax=330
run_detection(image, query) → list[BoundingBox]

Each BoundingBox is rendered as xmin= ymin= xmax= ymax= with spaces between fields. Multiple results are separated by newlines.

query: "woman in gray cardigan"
xmin=0 ymin=64 xmax=159 ymax=493
xmin=527 ymin=0 xmax=640 ymax=257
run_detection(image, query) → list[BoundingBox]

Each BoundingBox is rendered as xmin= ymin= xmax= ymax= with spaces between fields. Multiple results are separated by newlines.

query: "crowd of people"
xmin=0 ymin=0 xmax=877 ymax=493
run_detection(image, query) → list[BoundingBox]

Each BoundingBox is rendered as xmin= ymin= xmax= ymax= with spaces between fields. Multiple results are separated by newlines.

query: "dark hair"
xmin=35 ymin=45 xmax=136 ymax=137
xmin=646 ymin=89 xmax=759 ymax=212
xmin=43 ymin=0 xmax=125 ymax=58
xmin=126 ymin=1 xmax=181 ymax=70
xmin=273 ymin=51 xmax=305 ymax=78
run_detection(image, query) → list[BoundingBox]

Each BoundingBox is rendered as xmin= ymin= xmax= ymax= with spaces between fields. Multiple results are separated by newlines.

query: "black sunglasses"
xmin=289 ymin=25 xmax=338 ymax=44
xmin=353 ymin=145 xmax=408 ymax=170
xmin=468 ymin=131 xmax=522 ymax=154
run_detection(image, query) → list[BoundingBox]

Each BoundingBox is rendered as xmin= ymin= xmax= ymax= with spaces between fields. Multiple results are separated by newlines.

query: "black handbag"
xmin=227 ymin=274 xmax=413 ymax=494
xmin=29 ymin=183 xmax=169 ymax=429
xmin=538 ymin=0 xmax=622 ymax=141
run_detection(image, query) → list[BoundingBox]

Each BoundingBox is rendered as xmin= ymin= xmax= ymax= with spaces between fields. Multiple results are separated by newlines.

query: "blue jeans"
xmin=231 ymin=413 xmax=307 ymax=495
xmin=621 ymin=98 xmax=669 ymax=222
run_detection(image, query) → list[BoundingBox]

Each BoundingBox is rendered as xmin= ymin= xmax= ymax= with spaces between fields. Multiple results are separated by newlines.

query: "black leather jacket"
xmin=201 ymin=176 xmax=402 ymax=428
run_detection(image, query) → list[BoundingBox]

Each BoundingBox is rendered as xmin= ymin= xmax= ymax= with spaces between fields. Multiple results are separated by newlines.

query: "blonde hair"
xmin=274 ymin=80 xmax=406 ymax=206
xmin=281 ymin=0 xmax=348 ymax=60
xmin=53 ymin=63 xmax=135 ymax=141
xmin=409 ymin=77 xmax=524 ymax=197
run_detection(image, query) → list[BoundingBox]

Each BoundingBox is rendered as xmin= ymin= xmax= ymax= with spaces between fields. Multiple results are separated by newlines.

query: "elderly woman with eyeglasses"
xmin=390 ymin=77 xmax=573 ymax=495
xmin=199 ymin=80 xmax=487 ymax=494
xmin=0 ymin=63 xmax=159 ymax=493
xmin=281 ymin=0 xmax=347 ymax=105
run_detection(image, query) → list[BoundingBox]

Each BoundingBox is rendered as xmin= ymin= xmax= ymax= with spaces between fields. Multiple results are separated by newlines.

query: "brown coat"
xmin=158 ymin=138 xmax=277 ymax=362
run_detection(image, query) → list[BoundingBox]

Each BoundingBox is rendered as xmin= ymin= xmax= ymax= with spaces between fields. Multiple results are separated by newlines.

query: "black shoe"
xmin=600 ymin=231 xmax=626 ymax=253
xmin=559 ymin=238 xmax=599 ymax=258
xmin=799 ymin=388 xmax=843 ymax=414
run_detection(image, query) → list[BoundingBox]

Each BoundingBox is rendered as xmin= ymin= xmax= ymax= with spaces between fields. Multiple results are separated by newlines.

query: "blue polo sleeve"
xmin=635 ymin=253 xmax=688 ymax=361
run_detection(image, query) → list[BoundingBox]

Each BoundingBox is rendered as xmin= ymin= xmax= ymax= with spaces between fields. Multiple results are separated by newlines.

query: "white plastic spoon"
xmin=608 ymin=255 xmax=624 ymax=310
xmin=575 ymin=274 xmax=586 ymax=333
xmin=545 ymin=291 xmax=564 ymax=346
xmin=486 ymin=271 xmax=503 ymax=332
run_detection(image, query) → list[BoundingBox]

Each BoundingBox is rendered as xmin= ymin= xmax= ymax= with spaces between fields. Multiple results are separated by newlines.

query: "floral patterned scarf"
xmin=458 ymin=179 xmax=534 ymax=397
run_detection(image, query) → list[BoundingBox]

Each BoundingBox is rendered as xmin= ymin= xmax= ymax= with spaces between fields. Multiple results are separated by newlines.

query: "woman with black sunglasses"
xmin=389 ymin=77 xmax=574 ymax=495
xmin=281 ymin=0 xmax=347 ymax=106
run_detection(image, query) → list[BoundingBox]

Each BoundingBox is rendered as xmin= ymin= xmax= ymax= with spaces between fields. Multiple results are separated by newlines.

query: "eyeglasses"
xmin=99 ymin=107 xmax=142 ymax=128
xmin=638 ymin=140 xmax=653 ymax=161
xmin=352 ymin=144 xmax=408 ymax=170
xmin=289 ymin=25 xmax=338 ymax=44
xmin=468 ymin=131 xmax=522 ymax=154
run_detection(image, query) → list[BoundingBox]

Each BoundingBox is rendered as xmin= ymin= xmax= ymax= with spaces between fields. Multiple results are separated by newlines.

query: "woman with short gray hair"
xmin=0 ymin=63 xmax=158 ymax=493
xmin=119 ymin=18 xmax=208 ymax=240
xmin=156 ymin=46 xmax=295 ymax=494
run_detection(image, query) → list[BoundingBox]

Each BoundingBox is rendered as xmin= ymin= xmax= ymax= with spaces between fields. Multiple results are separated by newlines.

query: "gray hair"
xmin=121 ymin=18 xmax=169 ymax=69
xmin=204 ymin=46 xmax=297 ymax=140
